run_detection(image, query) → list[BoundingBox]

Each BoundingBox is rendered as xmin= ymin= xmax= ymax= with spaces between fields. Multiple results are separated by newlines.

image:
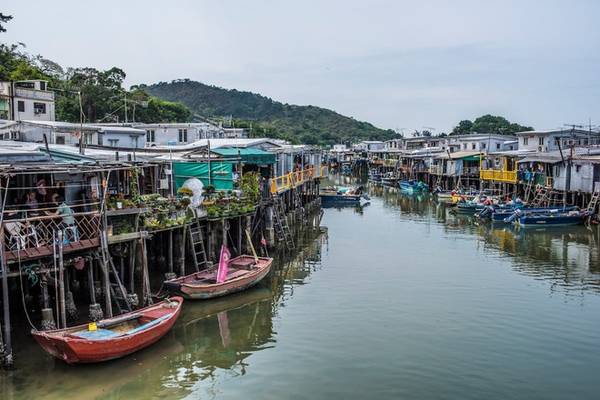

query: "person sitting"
xmin=46 ymin=194 xmax=78 ymax=242
xmin=23 ymin=191 xmax=40 ymax=217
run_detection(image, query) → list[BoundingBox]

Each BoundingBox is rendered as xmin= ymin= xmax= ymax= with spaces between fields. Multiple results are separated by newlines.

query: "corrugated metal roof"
xmin=435 ymin=151 xmax=482 ymax=160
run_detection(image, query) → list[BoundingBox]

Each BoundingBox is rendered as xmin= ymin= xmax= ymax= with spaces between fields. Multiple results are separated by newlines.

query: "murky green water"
xmin=3 ymin=180 xmax=600 ymax=399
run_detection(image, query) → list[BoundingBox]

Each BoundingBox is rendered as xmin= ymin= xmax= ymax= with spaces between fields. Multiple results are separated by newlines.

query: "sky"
xmin=2 ymin=0 xmax=600 ymax=133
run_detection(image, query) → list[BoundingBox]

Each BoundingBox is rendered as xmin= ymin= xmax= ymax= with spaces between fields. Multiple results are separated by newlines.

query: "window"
xmin=34 ymin=102 xmax=46 ymax=114
xmin=523 ymin=137 xmax=529 ymax=146
xmin=576 ymin=165 xmax=581 ymax=173
xmin=108 ymin=139 xmax=119 ymax=147
xmin=39 ymin=81 xmax=46 ymax=91
xmin=17 ymin=100 xmax=25 ymax=112
xmin=472 ymin=143 xmax=476 ymax=150
xmin=463 ymin=143 xmax=467 ymax=150
xmin=481 ymin=143 xmax=486 ymax=149
xmin=178 ymin=128 xmax=188 ymax=143
xmin=55 ymin=136 xmax=65 ymax=145
xmin=146 ymin=129 xmax=155 ymax=143
xmin=496 ymin=143 xmax=501 ymax=150
xmin=538 ymin=137 xmax=544 ymax=146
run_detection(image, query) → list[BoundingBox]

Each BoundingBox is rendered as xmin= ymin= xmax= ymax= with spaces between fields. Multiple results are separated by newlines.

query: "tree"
xmin=450 ymin=115 xmax=532 ymax=136
xmin=0 ymin=12 xmax=12 ymax=33
xmin=450 ymin=120 xmax=473 ymax=135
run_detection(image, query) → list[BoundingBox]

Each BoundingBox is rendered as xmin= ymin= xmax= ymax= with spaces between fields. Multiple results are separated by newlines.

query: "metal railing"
xmin=2 ymin=211 xmax=102 ymax=260
xmin=270 ymin=167 xmax=326 ymax=194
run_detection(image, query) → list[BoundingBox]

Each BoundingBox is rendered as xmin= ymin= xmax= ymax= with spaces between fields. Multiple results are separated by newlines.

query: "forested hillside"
xmin=143 ymin=80 xmax=396 ymax=146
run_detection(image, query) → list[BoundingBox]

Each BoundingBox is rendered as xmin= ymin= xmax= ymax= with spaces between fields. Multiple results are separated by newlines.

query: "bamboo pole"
xmin=57 ymin=231 xmax=67 ymax=329
xmin=180 ymin=225 xmax=187 ymax=277
xmin=1 ymin=177 xmax=13 ymax=367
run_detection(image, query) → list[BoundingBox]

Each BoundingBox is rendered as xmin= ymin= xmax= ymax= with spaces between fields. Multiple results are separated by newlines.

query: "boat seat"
xmin=125 ymin=313 xmax=173 ymax=335
xmin=71 ymin=328 xmax=121 ymax=340
xmin=227 ymin=269 xmax=250 ymax=279
xmin=230 ymin=259 xmax=255 ymax=268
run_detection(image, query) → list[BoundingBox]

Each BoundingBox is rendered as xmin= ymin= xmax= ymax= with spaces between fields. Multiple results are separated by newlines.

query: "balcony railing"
xmin=2 ymin=211 xmax=101 ymax=262
xmin=270 ymin=167 xmax=326 ymax=194
xmin=480 ymin=169 xmax=518 ymax=183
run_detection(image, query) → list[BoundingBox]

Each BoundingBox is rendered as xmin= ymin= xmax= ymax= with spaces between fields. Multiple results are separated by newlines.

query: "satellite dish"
xmin=182 ymin=178 xmax=204 ymax=207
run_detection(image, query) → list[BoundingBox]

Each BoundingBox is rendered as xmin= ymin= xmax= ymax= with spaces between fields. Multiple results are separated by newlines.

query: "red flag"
xmin=216 ymin=245 xmax=231 ymax=283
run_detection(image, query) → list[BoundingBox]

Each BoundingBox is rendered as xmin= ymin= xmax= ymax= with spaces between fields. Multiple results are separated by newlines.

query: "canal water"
xmin=2 ymin=180 xmax=600 ymax=399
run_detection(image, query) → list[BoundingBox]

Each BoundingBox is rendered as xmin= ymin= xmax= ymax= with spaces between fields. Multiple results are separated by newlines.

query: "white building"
xmin=131 ymin=122 xmax=227 ymax=146
xmin=354 ymin=141 xmax=385 ymax=152
xmin=0 ymin=80 xmax=55 ymax=122
xmin=447 ymin=134 xmax=516 ymax=153
xmin=516 ymin=129 xmax=600 ymax=153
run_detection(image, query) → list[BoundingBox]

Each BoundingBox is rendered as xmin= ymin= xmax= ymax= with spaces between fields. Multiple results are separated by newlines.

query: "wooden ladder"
xmin=188 ymin=219 xmax=208 ymax=271
xmin=102 ymin=252 xmax=132 ymax=314
xmin=587 ymin=191 xmax=600 ymax=214
xmin=531 ymin=186 xmax=549 ymax=206
xmin=272 ymin=195 xmax=295 ymax=250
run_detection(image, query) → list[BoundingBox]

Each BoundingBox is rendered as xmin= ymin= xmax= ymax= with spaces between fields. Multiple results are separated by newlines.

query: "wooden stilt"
xmin=179 ymin=225 xmax=187 ymax=277
xmin=139 ymin=238 xmax=152 ymax=305
xmin=100 ymin=254 xmax=113 ymax=318
xmin=168 ymin=230 xmax=174 ymax=273
xmin=57 ymin=231 xmax=67 ymax=329
xmin=0 ymin=232 xmax=12 ymax=368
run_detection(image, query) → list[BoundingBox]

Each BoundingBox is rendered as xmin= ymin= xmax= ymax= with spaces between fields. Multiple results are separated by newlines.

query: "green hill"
xmin=141 ymin=79 xmax=395 ymax=146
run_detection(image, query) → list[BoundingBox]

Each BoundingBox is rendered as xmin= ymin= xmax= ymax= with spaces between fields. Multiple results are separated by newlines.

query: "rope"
xmin=16 ymin=246 xmax=38 ymax=331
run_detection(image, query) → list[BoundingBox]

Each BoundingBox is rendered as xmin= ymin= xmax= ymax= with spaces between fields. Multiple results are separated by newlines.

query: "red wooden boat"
xmin=31 ymin=297 xmax=183 ymax=364
xmin=164 ymin=255 xmax=273 ymax=300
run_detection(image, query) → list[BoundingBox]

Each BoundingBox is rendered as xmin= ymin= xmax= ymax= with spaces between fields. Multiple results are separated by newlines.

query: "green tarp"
xmin=173 ymin=161 xmax=233 ymax=190
xmin=212 ymin=147 xmax=276 ymax=165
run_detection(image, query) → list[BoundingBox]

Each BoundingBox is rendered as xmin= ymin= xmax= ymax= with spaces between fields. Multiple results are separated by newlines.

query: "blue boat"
xmin=320 ymin=186 xmax=369 ymax=207
xmin=477 ymin=205 xmax=579 ymax=223
xmin=516 ymin=208 xmax=589 ymax=227
xmin=399 ymin=180 xmax=428 ymax=194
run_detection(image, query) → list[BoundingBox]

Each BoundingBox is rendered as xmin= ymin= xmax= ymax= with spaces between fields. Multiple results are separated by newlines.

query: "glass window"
xmin=146 ymin=129 xmax=155 ymax=143
xmin=17 ymin=100 xmax=25 ymax=112
xmin=178 ymin=128 xmax=188 ymax=142
xmin=34 ymin=102 xmax=46 ymax=114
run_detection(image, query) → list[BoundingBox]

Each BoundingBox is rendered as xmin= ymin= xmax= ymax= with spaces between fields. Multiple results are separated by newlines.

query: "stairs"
xmin=272 ymin=195 xmax=295 ymax=250
xmin=188 ymin=220 xmax=208 ymax=271
xmin=531 ymin=186 xmax=550 ymax=206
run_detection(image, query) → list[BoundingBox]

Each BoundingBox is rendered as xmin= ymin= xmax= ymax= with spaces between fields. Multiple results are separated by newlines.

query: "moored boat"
xmin=31 ymin=297 xmax=183 ymax=364
xmin=516 ymin=209 xmax=589 ymax=227
xmin=164 ymin=255 xmax=273 ymax=300
xmin=320 ymin=186 xmax=367 ymax=206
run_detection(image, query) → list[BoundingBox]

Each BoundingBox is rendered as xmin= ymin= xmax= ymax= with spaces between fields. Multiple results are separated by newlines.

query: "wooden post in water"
xmin=57 ymin=231 xmax=67 ymax=329
xmin=168 ymin=230 xmax=174 ymax=274
xmin=179 ymin=224 xmax=187 ymax=277
xmin=140 ymin=237 xmax=152 ymax=305
xmin=0 ymin=230 xmax=12 ymax=368
xmin=237 ymin=216 xmax=242 ymax=256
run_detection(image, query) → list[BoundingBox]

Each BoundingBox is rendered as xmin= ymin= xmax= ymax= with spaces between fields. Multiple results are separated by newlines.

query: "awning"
xmin=212 ymin=147 xmax=276 ymax=165
xmin=173 ymin=161 xmax=233 ymax=190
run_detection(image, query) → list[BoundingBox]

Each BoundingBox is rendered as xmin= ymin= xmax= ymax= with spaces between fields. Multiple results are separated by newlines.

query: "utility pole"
xmin=124 ymin=93 xmax=128 ymax=123
xmin=78 ymin=91 xmax=84 ymax=155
